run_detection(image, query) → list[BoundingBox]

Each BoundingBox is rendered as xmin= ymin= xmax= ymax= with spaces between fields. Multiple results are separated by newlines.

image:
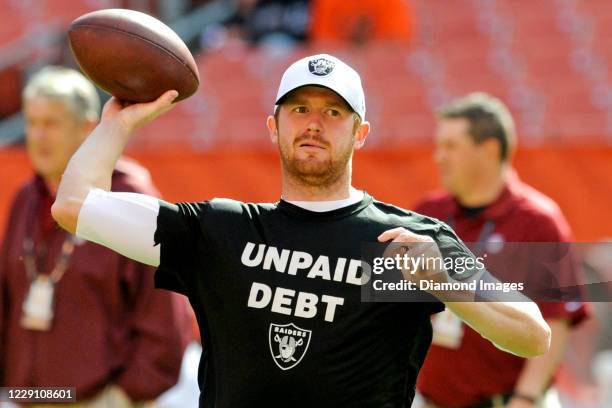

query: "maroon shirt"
xmin=415 ymin=171 xmax=589 ymax=407
xmin=0 ymin=159 xmax=193 ymax=401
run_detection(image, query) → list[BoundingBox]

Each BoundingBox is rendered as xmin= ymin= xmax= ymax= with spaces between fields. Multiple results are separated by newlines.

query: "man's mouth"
xmin=297 ymin=140 xmax=327 ymax=150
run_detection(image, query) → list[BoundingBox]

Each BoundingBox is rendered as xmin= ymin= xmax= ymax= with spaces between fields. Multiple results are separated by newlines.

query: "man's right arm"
xmin=51 ymin=90 xmax=179 ymax=234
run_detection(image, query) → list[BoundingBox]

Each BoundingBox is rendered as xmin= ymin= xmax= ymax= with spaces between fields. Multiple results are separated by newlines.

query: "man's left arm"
xmin=115 ymin=259 xmax=192 ymax=401
xmin=504 ymin=318 xmax=570 ymax=407
xmin=0 ymin=237 xmax=7 ymax=384
xmin=0 ymin=202 xmax=17 ymax=386
xmin=443 ymin=301 xmax=550 ymax=358
xmin=379 ymin=227 xmax=551 ymax=359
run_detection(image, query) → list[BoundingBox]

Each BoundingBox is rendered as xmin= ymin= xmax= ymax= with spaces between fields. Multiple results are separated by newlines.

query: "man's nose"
xmin=306 ymin=112 xmax=323 ymax=133
xmin=27 ymin=126 xmax=47 ymax=141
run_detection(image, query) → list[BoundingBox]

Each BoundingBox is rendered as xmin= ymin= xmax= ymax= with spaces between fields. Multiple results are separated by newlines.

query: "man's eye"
xmin=327 ymin=109 xmax=341 ymax=117
xmin=294 ymin=106 xmax=308 ymax=113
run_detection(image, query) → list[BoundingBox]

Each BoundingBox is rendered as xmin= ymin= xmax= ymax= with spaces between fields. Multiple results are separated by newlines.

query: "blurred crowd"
xmin=0 ymin=0 xmax=415 ymax=121
xmin=200 ymin=0 xmax=413 ymax=50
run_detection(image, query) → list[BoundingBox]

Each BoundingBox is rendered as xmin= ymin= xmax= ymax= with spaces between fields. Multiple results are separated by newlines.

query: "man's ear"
xmin=481 ymin=137 xmax=501 ymax=162
xmin=267 ymin=115 xmax=278 ymax=145
xmin=353 ymin=121 xmax=370 ymax=150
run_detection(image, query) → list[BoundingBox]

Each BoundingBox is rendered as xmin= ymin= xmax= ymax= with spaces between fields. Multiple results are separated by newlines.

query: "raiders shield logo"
xmin=308 ymin=58 xmax=335 ymax=76
xmin=269 ymin=323 xmax=312 ymax=370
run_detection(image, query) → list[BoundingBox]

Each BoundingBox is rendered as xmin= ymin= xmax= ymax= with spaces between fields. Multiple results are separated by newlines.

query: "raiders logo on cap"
xmin=308 ymin=57 xmax=335 ymax=76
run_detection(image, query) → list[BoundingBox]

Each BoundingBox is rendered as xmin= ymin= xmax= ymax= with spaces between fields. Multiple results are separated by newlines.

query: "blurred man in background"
xmin=0 ymin=66 xmax=192 ymax=407
xmin=414 ymin=93 xmax=588 ymax=408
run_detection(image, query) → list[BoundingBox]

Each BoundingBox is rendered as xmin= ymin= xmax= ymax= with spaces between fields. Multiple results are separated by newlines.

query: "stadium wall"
xmin=1 ymin=147 xmax=610 ymax=241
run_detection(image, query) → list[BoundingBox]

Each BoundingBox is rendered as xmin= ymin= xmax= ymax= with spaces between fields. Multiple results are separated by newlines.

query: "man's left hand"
xmin=377 ymin=227 xmax=448 ymax=286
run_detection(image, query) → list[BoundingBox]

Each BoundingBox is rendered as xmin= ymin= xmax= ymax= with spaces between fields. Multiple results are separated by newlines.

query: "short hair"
xmin=23 ymin=66 xmax=100 ymax=122
xmin=437 ymin=92 xmax=516 ymax=162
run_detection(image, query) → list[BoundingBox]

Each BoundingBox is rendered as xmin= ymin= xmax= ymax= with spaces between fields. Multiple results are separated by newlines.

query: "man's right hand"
xmin=102 ymin=90 xmax=179 ymax=135
xmin=52 ymin=89 xmax=179 ymax=234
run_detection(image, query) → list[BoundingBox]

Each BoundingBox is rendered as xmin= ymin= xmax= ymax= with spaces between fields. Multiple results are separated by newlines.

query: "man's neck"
xmin=43 ymin=176 xmax=59 ymax=196
xmin=281 ymin=170 xmax=352 ymax=201
xmin=456 ymin=167 xmax=509 ymax=208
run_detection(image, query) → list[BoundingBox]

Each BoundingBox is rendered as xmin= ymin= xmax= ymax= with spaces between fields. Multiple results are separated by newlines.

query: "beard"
xmin=279 ymin=133 xmax=354 ymax=187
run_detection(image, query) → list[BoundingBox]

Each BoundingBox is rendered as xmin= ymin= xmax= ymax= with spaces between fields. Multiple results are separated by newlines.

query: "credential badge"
xmin=269 ymin=322 xmax=312 ymax=370
xmin=486 ymin=233 xmax=505 ymax=254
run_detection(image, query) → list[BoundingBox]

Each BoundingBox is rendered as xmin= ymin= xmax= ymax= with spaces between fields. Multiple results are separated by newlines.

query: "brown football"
xmin=68 ymin=8 xmax=199 ymax=103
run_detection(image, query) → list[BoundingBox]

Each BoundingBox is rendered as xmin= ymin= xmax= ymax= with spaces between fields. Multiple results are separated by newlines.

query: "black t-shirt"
xmin=154 ymin=193 xmax=475 ymax=408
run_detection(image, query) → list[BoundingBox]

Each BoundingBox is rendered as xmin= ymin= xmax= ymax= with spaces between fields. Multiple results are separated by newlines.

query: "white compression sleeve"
xmin=76 ymin=188 xmax=161 ymax=266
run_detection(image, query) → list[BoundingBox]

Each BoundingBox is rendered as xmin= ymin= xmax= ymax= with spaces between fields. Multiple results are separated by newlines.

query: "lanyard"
xmin=23 ymin=190 xmax=76 ymax=284
xmin=446 ymin=216 xmax=496 ymax=255
xmin=23 ymin=236 xmax=76 ymax=283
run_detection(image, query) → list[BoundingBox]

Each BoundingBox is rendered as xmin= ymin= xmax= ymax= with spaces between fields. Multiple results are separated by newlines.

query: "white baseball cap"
xmin=275 ymin=53 xmax=366 ymax=119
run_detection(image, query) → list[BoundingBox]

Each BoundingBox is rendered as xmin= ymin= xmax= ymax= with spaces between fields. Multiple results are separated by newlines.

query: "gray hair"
xmin=437 ymin=92 xmax=516 ymax=162
xmin=23 ymin=66 xmax=100 ymax=122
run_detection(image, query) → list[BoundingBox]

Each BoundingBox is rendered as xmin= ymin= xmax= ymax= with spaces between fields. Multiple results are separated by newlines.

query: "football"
xmin=68 ymin=8 xmax=199 ymax=103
